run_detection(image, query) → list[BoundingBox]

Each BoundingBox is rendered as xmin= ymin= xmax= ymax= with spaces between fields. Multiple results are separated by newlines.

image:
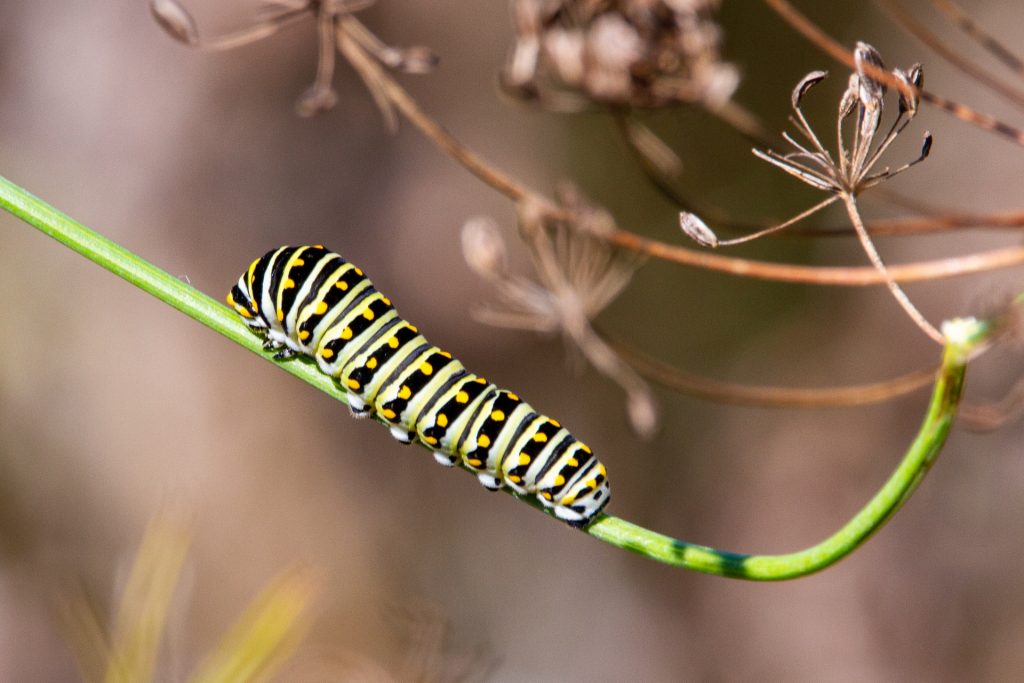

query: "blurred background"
xmin=1 ymin=0 xmax=1023 ymax=679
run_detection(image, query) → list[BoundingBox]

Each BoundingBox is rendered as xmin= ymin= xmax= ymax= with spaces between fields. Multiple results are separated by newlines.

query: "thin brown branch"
xmin=336 ymin=17 xmax=532 ymax=203
xmin=762 ymin=0 xmax=1024 ymax=147
xmin=804 ymin=209 xmax=1024 ymax=236
xmin=607 ymin=229 xmax=1024 ymax=285
xmin=929 ymin=0 xmax=1024 ymax=77
xmin=959 ymin=378 xmax=1024 ymax=431
xmin=605 ymin=331 xmax=937 ymax=407
xmin=876 ymin=0 xmax=1024 ymax=109
xmin=334 ymin=15 xmax=1024 ymax=287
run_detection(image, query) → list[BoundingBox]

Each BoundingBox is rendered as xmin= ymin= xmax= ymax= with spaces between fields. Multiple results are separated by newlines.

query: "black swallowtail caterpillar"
xmin=227 ymin=245 xmax=610 ymax=527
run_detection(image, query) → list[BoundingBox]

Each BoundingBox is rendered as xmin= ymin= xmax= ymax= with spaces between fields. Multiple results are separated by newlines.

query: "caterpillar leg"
xmin=477 ymin=473 xmax=502 ymax=490
xmin=553 ymin=504 xmax=588 ymax=526
xmin=389 ymin=425 xmax=415 ymax=444
xmin=432 ymin=451 xmax=458 ymax=467
xmin=347 ymin=393 xmax=370 ymax=418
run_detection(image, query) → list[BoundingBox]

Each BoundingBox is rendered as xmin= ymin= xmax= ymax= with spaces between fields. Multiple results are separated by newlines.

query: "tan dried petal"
xmin=150 ymin=0 xmax=199 ymax=45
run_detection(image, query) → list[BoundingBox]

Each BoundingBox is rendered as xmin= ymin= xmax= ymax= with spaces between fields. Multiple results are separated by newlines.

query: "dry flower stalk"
xmin=682 ymin=42 xmax=946 ymax=344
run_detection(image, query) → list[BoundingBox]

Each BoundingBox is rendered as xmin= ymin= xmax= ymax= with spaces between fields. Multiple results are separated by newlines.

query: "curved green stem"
xmin=0 ymin=173 xmax=992 ymax=580
xmin=586 ymin=317 xmax=984 ymax=579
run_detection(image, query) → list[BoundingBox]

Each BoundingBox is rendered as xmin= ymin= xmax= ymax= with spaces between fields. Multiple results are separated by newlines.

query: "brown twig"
xmin=876 ymin=0 xmax=1024 ymax=109
xmin=607 ymin=229 xmax=1024 ymax=285
xmin=335 ymin=16 xmax=1024 ymax=288
xmin=929 ymin=0 xmax=1024 ymax=77
xmin=762 ymin=0 xmax=1024 ymax=146
xmin=606 ymin=332 xmax=937 ymax=407
xmin=337 ymin=17 xmax=532 ymax=204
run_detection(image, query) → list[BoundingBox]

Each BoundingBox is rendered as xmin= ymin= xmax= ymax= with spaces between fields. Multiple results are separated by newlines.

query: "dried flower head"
xmin=753 ymin=42 xmax=931 ymax=197
xmin=503 ymin=0 xmax=738 ymax=111
xmin=461 ymin=192 xmax=658 ymax=437
xmin=742 ymin=42 xmax=943 ymax=344
xmin=150 ymin=0 xmax=438 ymax=118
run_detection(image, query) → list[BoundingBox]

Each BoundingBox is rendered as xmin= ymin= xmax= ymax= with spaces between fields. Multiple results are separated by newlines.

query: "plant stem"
xmin=842 ymin=193 xmax=945 ymax=343
xmin=586 ymin=317 xmax=985 ymax=579
xmin=0 ymin=173 xmax=991 ymax=579
xmin=0 ymin=174 xmax=353 ymax=410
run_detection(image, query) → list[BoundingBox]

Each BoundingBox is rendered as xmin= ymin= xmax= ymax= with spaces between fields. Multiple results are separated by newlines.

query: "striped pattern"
xmin=227 ymin=245 xmax=610 ymax=527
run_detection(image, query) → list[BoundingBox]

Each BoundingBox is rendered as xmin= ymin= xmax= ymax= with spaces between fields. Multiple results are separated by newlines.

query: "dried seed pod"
xmin=150 ymin=0 xmax=199 ymax=45
xmin=503 ymin=0 xmax=736 ymax=110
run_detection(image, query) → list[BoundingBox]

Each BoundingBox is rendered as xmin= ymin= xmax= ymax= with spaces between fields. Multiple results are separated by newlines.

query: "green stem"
xmin=586 ymin=318 xmax=983 ymax=579
xmin=0 ymin=173 xmax=991 ymax=580
xmin=0 ymin=174 xmax=352 ymax=409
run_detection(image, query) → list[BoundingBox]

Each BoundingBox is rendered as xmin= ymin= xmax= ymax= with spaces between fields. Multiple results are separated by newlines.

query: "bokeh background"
xmin=2 ymin=1 xmax=1023 ymax=680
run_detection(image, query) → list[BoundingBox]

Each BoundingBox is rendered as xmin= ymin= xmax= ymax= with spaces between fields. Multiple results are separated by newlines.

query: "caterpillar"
xmin=227 ymin=245 xmax=610 ymax=527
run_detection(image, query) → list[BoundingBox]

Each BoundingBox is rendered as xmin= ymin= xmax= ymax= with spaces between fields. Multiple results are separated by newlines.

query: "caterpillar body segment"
xmin=228 ymin=245 xmax=610 ymax=527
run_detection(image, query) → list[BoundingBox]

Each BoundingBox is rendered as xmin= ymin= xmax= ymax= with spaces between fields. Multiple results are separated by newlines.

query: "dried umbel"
xmin=462 ymin=191 xmax=658 ymax=438
xmin=504 ymin=0 xmax=738 ymax=111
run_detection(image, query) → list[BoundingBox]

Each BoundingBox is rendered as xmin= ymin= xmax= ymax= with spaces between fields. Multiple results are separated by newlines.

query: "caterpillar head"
xmin=226 ymin=275 xmax=266 ymax=332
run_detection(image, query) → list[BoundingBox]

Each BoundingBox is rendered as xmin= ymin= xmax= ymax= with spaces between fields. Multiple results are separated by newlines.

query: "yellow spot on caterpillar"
xmin=533 ymin=432 xmax=548 ymax=443
xmin=439 ymin=350 xmax=452 ymax=359
xmin=586 ymin=479 xmax=597 ymax=490
xmin=388 ymin=336 xmax=399 ymax=349
xmin=518 ymin=454 xmax=531 ymax=466
xmin=336 ymin=280 xmax=349 ymax=290
xmin=549 ymin=419 xmax=561 ymax=428
xmin=341 ymin=327 xmax=353 ymax=340
xmin=555 ymin=475 xmax=565 ymax=486
xmin=321 ymin=348 xmax=335 ymax=359
xmin=315 ymin=301 xmax=328 ymax=315
xmin=541 ymin=492 xmax=553 ymax=501
xmin=436 ymin=414 xmax=448 ymax=428
xmin=408 ymin=325 xmax=418 ymax=333
xmin=313 ymin=244 xmax=324 ymax=249
xmin=382 ymin=408 xmax=397 ymax=420
xmin=456 ymin=391 xmax=469 ymax=404
xmin=568 ymin=458 xmax=578 ymax=467
xmin=398 ymin=385 xmax=411 ymax=400
xmin=424 ymin=436 xmax=438 ymax=445
xmin=363 ymin=308 xmax=375 ymax=321
xmin=346 ymin=378 xmax=360 ymax=390
xmin=562 ymin=495 xmax=577 ymax=505
xmin=366 ymin=357 xmax=378 ymax=370
xmin=507 ymin=392 xmax=519 ymax=401
xmin=299 ymin=330 xmax=310 ymax=340
xmin=477 ymin=434 xmax=491 ymax=449
xmin=238 ymin=309 xmax=252 ymax=318
xmin=468 ymin=458 xmax=483 ymax=467
xmin=284 ymin=278 xmax=295 ymax=289
xmin=420 ymin=361 xmax=433 ymax=375
xmin=598 ymin=464 xmax=607 ymax=476
xmin=475 ymin=377 xmax=487 ymax=384
xmin=226 ymin=292 xmax=235 ymax=306
xmin=508 ymin=475 xmax=522 ymax=484
xmin=276 ymin=308 xmax=284 ymax=321
xmin=490 ymin=410 xmax=505 ymax=421
xmin=354 ymin=267 xmax=363 ymax=276
xmin=293 ymin=258 xmax=305 ymax=266
xmin=381 ymin=297 xmax=391 ymax=306
xmin=580 ymin=443 xmax=592 ymax=454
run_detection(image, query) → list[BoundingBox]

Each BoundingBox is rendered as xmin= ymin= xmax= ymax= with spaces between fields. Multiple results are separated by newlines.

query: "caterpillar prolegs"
xmin=227 ymin=245 xmax=610 ymax=527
